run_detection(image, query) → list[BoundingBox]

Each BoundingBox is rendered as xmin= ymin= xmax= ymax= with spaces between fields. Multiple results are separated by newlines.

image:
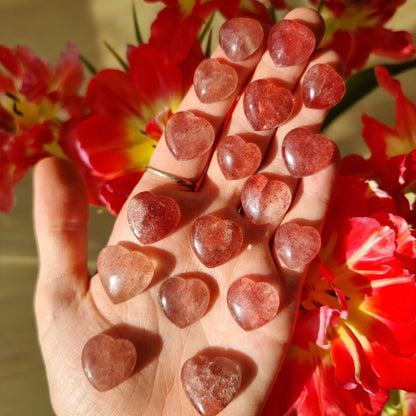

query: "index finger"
xmin=145 ymin=18 xmax=267 ymax=185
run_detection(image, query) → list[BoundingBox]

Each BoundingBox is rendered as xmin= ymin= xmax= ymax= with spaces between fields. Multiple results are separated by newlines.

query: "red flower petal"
xmin=345 ymin=217 xmax=397 ymax=274
xmin=86 ymin=69 xmax=143 ymax=121
xmin=99 ymin=171 xmax=143 ymax=215
xmin=361 ymin=277 xmax=416 ymax=323
xmin=77 ymin=115 xmax=156 ymax=178
xmin=331 ymin=322 xmax=379 ymax=394
xmin=51 ymin=43 xmax=84 ymax=96
xmin=263 ymin=345 xmax=388 ymax=416
xmin=14 ymin=46 xmax=51 ymax=102
xmin=0 ymin=45 xmax=21 ymax=78
xmin=293 ymin=306 xmax=340 ymax=349
xmin=370 ymin=342 xmax=416 ymax=391
xmin=128 ymin=44 xmax=183 ymax=107
xmin=148 ymin=5 xmax=203 ymax=64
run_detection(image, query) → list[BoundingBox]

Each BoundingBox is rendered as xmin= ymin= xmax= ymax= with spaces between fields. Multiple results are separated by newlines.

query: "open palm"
xmin=33 ymin=8 xmax=342 ymax=416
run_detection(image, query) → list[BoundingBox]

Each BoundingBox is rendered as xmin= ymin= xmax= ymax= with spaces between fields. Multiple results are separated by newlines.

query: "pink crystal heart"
xmin=219 ymin=17 xmax=264 ymax=62
xmin=243 ymin=79 xmax=294 ymax=131
xmin=82 ymin=333 xmax=137 ymax=392
xmin=194 ymin=58 xmax=238 ymax=103
xmin=268 ymin=19 xmax=315 ymax=67
xmin=165 ymin=111 xmax=215 ymax=160
xmin=282 ymin=127 xmax=336 ymax=177
xmin=127 ymin=191 xmax=180 ymax=244
xmin=158 ymin=276 xmax=210 ymax=328
xmin=191 ymin=215 xmax=243 ymax=268
xmin=241 ymin=174 xmax=292 ymax=225
xmin=303 ymin=63 xmax=346 ymax=109
xmin=217 ymin=135 xmax=262 ymax=180
xmin=181 ymin=354 xmax=242 ymax=416
xmin=227 ymin=276 xmax=280 ymax=331
xmin=97 ymin=245 xmax=154 ymax=304
xmin=274 ymin=222 xmax=321 ymax=268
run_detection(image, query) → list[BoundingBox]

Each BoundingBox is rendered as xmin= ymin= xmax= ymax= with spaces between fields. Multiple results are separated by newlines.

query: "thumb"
xmin=33 ymin=157 xmax=90 ymax=320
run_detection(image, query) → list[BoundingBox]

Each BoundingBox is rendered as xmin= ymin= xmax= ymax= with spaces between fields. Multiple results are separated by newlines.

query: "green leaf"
xmin=323 ymin=59 xmax=416 ymax=129
xmin=79 ymin=54 xmax=97 ymax=75
xmin=132 ymin=1 xmax=143 ymax=44
xmin=204 ymin=30 xmax=213 ymax=58
xmin=103 ymin=41 xmax=129 ymax=71
xmin=198 ymin=11 xmax=216 ymax=44
xmin=268 ymin=6 xmax=277 ymax=23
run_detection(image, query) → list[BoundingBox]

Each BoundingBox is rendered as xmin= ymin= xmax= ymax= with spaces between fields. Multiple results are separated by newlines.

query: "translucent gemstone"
xmin=227 ymin=276 xmax=280 ymax=331
xmin=241 ymin=174 xmax=292 ymax=225
xmin=274 ymin=222 xmax=321 ymax=269
xmin=82 ymin=333 xmax=137 ymax=392
xmin=217 ymin=135 xmax=262 ymax=180
xmin=219 ymin=17 xmax=264 ymax=62
xmin=165 ymin=111 xmax=215 ymax=160
xmin=127 ymin=191 xmax=180 ymax=244
xmin=158 ymin=276 xmax=210 ymax=328
xmin=194 ymin=58 xmax=238 ymax=103
xmin=191 ymin=215 xmax=243 ymax=268
xmin=243 ymin=79 xmax=294 ymax=131
xmin=282 ymin=127 xmax=336 ymax=177
xmin=303 ymin=63 xmax=346 ymax=109
xmin=181 ymin=353 xmax=242 ymax=416
xmin=268 ymin=19 xmax=315 ymax=67
xmin=97 ymin=245 xmax=154 ymax=303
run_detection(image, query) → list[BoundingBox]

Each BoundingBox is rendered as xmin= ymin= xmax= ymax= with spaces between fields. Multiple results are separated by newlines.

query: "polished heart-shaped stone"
xmin=219 ymin=17 xmax=264 ymax=62
xmin=82 ymin=333 xmax=137 ymax=392
xmin=194 ymin=58 xmax=238 ymax=103
xmin=274 ymin=221 xmax=321 ymax=269
xmin=268 ymin=19 xmax=315 ymax=67
xmin=158 ymin=276 xmax=210 ymax=328
xmin=127 ymin=191 xmax=180 ymax=244
xmin=282 ymin=127 xmax=336 ymax=177
xmin=241 ymin=174 xmax=292 ymax=225
xmin=165 ymin=111 xmax=215 ymax=160
xmin=217 ymin=135 xmax=262 ymax=180
xmin=243 ymin=79 xmax=294 ymax=131
xmin=303 ymin=63 xmax=346 ymax=109
xmin=227 ymin=276 xmax=280 ymax=331
xmin=191 ymin=215 xmax=243 ymax=268
xmin=97 ymin=245 xmax=154 ymax=304
xmin=181 ymin=353 xmax=242 ymax=416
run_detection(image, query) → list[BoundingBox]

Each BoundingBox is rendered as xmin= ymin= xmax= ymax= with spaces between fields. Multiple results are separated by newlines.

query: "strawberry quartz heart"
xmin=227 ymin=276 xmax=280 ymax=330
xmin=127 ymin=191 xmax=180 ymax=244
xmin=165 ymin=111 xmax=215 ymax=160
xmin=158 ymin=276 xmax=210 ymax=328
xmin=274 ymin=222 xmax=321 ymax=269
xmin=217 ymin=135 xmax=262 ymax=180
xmin=282 ymin=127 xmax=336 ymax=177
xmin=243 ymin=79 xmax=294 ymax=131
xmin=191 ymin=215 xmax=243 ymax=268
xmin=82 ymin=333 xmax=137 ymax=392
xmin=219 ymin=17 xmax=264 ymax=62
xmin=193 ymin=58 xmax=238 ymax=103
xmin=241 ymin=174 xmax=292 ymax=225
xmin=302 ymin=63 xmax=346 ymax=109
xmin=181 ymin=353 xmax=242 ymax=416
xmin=97 ymin=245 xmax=154 ymax=304
xmin=268 ymin=19 xmax=315 ymax=67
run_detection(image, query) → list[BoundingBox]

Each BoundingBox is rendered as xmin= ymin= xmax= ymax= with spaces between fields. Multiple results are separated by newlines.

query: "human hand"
xmin=34 ymin=7 xmax=343 ymax=416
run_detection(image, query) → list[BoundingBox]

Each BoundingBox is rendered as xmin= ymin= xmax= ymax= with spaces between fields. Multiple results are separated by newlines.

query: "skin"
xmin=33 ymin=8 xmax=343 ymax=416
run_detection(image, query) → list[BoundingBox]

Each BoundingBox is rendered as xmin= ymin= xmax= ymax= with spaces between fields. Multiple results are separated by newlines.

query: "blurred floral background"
xmin=0 ymin=0 xmax=415 ymax=414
